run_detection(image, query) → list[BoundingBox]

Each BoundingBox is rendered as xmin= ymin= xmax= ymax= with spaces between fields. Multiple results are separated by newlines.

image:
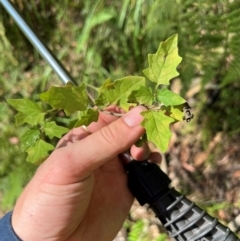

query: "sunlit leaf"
xmin=157 ymin=88 xmax=185 ymax=106
xmin=143 ymin=34 xmax=182 ymax=86
xmin=128 ymin=86 xmax=154 ymax=106
xmin=7 ymin=98 xmax=42 ymax=113
xmin=7 ymin=99 xmax=45 ymax=125
xmin=96 ymin=76 xmax=145 ymax=109
xmin=26 ymin=140 xmax=54 ymax=164
xmin=43 ymin=121 xmax=69 ymax=139
xmin=39 ymin=83 xmax=89 ymax=115
xmin=141 ymin=110 xmax=175 ymax=152
xmin=21 ymin=128 xmax=40 ymax=151
xmin=16 ymin=112 xmax=46 ymax=126
xmin=170 ymin=105 xmax=184 ymax=121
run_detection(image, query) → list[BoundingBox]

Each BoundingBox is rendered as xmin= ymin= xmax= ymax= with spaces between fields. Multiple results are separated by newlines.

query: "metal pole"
xmin=0 ymin=0 xmax=77 ymax=85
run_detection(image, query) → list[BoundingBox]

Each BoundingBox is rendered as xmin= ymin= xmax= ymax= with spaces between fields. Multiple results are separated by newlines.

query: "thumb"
xmin=44 ymin=106 xmax=146 ymax=184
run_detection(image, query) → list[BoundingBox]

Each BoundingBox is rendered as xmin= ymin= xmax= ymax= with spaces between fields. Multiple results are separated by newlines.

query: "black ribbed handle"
xmin=126 ymin=161 xmax=240 ymax=241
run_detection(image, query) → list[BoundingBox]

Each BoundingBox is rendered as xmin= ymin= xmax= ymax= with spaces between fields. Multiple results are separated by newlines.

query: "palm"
xmin=15 ymin=156 xmax=133 ymax=241
xmin=68 ymin=157 xmax=133 ymax=241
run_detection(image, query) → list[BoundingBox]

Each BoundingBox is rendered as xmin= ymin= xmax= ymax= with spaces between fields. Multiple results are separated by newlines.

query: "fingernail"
xmin=123 ymin=106 xmax=146 ymax=127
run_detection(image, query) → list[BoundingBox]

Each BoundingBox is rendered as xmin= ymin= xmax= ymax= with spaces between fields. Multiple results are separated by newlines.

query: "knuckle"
xmin=98 ymin=125 xmax=124 ymax=150
xmin=99 ymin=126 xmax=117 ymax=145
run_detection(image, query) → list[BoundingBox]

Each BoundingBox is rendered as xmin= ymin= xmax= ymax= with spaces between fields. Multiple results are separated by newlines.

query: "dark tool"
xmin=127 ymin=159 xmax=240 ymax=241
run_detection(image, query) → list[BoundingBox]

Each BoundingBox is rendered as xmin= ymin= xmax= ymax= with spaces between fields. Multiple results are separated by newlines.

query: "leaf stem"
xmin=45 ymin=108 xmax=58 ymax=114
xmin=87 ymin=92 xmax=95 ymax=107
xmin=86 ymin=84 xmax=98 ymax=107
xmin=87 ymin=84 xmax=99 ymax=92
xmin=99 ymin=109 xmax=124 ymax=117
xmin=148 ymin=103 xmax=163 ymax=111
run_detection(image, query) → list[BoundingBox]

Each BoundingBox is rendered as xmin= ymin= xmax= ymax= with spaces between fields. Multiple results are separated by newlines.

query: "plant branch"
xmin=87 ymin=84 xmax=99 ymax=92
xmin=99 ymin=109 xmax=124 ymax=117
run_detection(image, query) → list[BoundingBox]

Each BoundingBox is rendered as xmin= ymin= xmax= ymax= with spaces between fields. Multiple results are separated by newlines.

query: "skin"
xmin=12 ymin=106 xmax=161 ymax=241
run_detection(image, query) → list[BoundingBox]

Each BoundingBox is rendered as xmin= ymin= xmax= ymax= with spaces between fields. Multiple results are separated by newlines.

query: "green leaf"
xmin=143 ymin=34 xmax=182 ymax=86
xmin=128 ymin=86 xmax=154 ymax=106
xmin=141 ymin=110 xmax=175 ymax=152
xmin=96 ymin=76 xmax=145 ymax=109
xmin=15 ymin=112 xmax=28 ymax=126
xmin=95 ymin=79 xmax=114 ymax=107
xmin=74 ymin=109 xmax=99 ymax=127
xmin=7 ymin=99 xmax=46 ymax=125
xmin=135 ymin=139 xmax=144 ymax=147
xmin=26 ymin=140 xmax=54 ymax=164
xmin=97 ymin=79 xmax=114 ymax=92
xmin=157 ymin=88 xmax=186 ymax=106
xmin=39 ymin=83 xmax=89 ymax=115
xmin=17 ymin=112 xmax=46 ymax=126
xmin=43 ymin=121 xmax=69 ymax=139
xmin=7 ymin=98 xmax=42 ymax=113
xmin=135 ymin=134 xmax=148 ymax=147
xmin=170 ymin=105 xmax=184 ymax=121
xmin=21 ymin=128 xmax=40 ymax=151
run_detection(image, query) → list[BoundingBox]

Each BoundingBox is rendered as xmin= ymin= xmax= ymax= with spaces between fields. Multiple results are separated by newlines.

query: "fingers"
xmin=44 ymin=106 xmax=147 ymax=184
xmin=56 ymin=126 xmax=91 ymax=148
xmin=148 ymin=152 xmax=162 ymax=163
xmin=130 ymin=143 xmax=150 ymax=161
xmin=56 ymin=106 xmax=121 ymax=148
xmin=130 ymin=143 xmax=162 ymax=163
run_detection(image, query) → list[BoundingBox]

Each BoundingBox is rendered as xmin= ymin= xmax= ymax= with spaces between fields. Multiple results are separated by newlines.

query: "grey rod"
xmin=0 ymin=0 xmax=77 ymax=85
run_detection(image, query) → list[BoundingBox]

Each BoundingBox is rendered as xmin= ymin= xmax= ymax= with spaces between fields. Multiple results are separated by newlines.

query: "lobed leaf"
xmin=170 ymin=105 xmax=184 ymax=121
xmin=7 ymin=98 xmax=42 ymax=113
xmin=39 ymin=83 xmax=89 ymax=115
xmin=7 ymin=99 xmax=46 ymax=126
xmin=128 ymin=86 xmax=154 ymax=106
xmin=26 ymin=140 xmax=54 ymax=164
xmin=95 ymin=79 xmax=114 ymax=107
xmin=43 ymin=121 xmax=69 ymax=139
xmin=141 ymin=110 xmax=175 ymax=152
xmin=17 ymin=113 xmax=46 ymax=126
xmin=96 ymin=76 xmax=145 ymax=110
xmin=157 ymin=88 xmax=186 ymax=106
xmin=21 ymin=128 xmax=40 ymax=151
xmin=143 ymin=34 xmax=182 ymax=86
xmin=15 ymin=112 xmax=28 ymax=126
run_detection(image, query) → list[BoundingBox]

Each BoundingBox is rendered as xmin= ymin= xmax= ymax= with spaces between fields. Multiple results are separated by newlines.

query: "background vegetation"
xmin=1 ymin=0 xmax=240 ymax=240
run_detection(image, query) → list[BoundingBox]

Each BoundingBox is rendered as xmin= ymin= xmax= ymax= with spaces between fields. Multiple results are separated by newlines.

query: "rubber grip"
xmin=126 ymin=161 xmax=240 ymax=241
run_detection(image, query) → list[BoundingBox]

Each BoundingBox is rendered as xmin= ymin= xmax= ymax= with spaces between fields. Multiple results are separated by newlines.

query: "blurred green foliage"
xmin=1 ymin=0 xmax=240 ymax=239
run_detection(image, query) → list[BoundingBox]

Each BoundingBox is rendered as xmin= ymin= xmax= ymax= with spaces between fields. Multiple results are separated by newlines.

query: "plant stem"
xmin=87 ymin=83 xmax=99 ymax=92
xmin=99 ymin=109 xmax=124 ymax=117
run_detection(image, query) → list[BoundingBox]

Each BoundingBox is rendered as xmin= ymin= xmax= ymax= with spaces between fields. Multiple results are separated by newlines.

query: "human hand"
xmin=12 ymin=106 xmax=161 ymax=241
